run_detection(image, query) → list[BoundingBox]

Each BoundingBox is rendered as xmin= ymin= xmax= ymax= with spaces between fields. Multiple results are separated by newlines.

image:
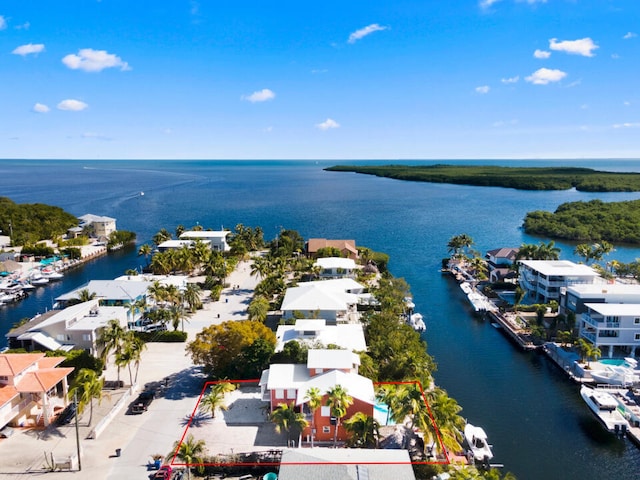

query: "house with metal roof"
xmin=77 ymin=213 xmax=117 ymax=238
xmin=314 ymin=257 xmax=358 ymax=279
xmin=280 ymin=279 xmax=365 ymax=323
xmin=306 ymin=238 xmax=359 ymax=260
xmin=0 ymin=353 xmax=74 ymax=429
xmin=518 ymin=260 xmax=601 ymax=304
xmin=275 ymin=319 xmax=367 ymax=353
xmin=179 ymin=230 xmax=231 ymax=252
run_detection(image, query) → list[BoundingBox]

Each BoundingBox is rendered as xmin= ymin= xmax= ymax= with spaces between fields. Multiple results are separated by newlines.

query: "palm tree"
xmin=447 ymin=234 xmax=474 ymax=259
xmin=116 ymin=331 xmax=146 ymax=386
xmin=344 ymin=412 xmax=380 ymax=448
xmin=198 ymin=382 xmax=236 ymax=418
xmin=138 ymin=243 xmax=153 ymax=267
xmin=325 ymin=384 xmax=353 ymax=446
xmin=67 ymin=288 xmax=96 ymax=306
xmin=169 ymin=304 xmax=190 ymax=332
xmin=183 ymin=283 xmax=202 ymax=313
xmin=97 ymin=319 xmax=127 ymax=382
xmin=426 ymin=387 xmax=465 ymax=455
xmin=167 ymin=434 xmax=206 ymax=480
xmin=304 ymin=387 xmax=323 ymax=447
xmin=270 ymin=402 xmax=309 ymax=444
xmin=574 ymin=243 xmax=594 ymax=264
xmin=536 ymin=240 xmax=561 ymax=260
xmin=69 ymin=368 xmax=104 ymax=426
xmin=248 ymin=295 xmax=270 ymax=322
xmin=152 ymin=228 xmax=172 ymax=246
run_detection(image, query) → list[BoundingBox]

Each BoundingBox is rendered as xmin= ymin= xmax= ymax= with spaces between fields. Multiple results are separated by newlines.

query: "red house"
xmin=260 ymin=349 xmax=375 ymax=444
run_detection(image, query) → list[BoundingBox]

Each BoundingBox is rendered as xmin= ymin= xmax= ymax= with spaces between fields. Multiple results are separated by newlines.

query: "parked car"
xmin=151 ymin=465 xmax=172 ymax=479
xmin=131 ymin=390 xmax=155 ymax=414
xmin=56 ymin=402 xmax=77 ymax=425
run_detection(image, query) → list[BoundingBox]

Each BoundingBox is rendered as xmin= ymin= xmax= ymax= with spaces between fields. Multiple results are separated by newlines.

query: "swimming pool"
xmin=373 ymin=403 xmax=394 ymax=425
xmin=599 ymin=359 xmax=627 ymax=366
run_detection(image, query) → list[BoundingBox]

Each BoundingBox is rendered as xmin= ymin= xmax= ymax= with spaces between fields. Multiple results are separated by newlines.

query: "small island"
xmin=325 ymin=164 xmax=640 ymax=192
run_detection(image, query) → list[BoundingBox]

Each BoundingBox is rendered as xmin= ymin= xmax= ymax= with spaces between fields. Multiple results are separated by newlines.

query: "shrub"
xmin=134 ymin=330 xmax=187 ymax=343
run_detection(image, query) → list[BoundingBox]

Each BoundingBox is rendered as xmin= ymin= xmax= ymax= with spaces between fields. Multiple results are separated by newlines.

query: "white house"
xmin=55 ymin=279 xmax=152 ymax=310
xmin=280 ymin=279 xmax=365 ymax=323
xmin=580 ymin=303 xmax=640 ymax=357
xmin=157 ymin=239 xmax=194 ymax=252
xmin=561 ymin=283 xmax=640 ymax=316
xmin=77 ymin=214 xmax=117 ymax=238
xmin=6 ymin=300 xmax=127 ymax=356
xmin=275 ymin=319 xmax=367 ymax=353
xmin=314 ymin=257 xmax=358 ymax=279
xmin=179 ymin=230 xmax=231 ymax=252
xmin=518 ymin=260 xmax=600 ymax=304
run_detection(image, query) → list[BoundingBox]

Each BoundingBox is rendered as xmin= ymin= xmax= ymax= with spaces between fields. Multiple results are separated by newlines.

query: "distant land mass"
xmin=325 ymin=164 xmax=640 ymax=192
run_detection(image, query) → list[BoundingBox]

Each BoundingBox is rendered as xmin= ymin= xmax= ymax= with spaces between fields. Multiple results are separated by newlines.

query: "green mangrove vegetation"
xmin=523 ymin=199 xmax=640 ymax=244
xmin=325 ymin=164 xmax=640 ymax=192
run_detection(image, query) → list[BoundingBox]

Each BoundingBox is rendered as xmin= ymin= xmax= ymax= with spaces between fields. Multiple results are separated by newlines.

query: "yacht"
xmin=590 ymin=358 xmax=639 ymax=387
xmin=464 ymin=423 xmax=493 ymax=463
xmin=580 ymin=385 xmax=630 ymax=436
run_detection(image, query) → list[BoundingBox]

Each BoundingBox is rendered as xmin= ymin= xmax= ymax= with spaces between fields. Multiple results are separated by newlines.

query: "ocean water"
xmin=2 ymin=159 xmax=640 ymax=479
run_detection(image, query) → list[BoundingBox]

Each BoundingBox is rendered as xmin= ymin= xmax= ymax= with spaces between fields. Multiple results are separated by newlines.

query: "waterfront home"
xmin=486 ymin=247 xmax=519 ymax=283
xmin=314 ymin=257 xmax=358 ymax=279
xmin=157 ymin=239 xmax=195 ymax=253
xmin=259 ymin=350 xmax=374 ymax=443
xmin=0 ymin=353 xmax=74 ymax=429
xmin=179 ymin=230 xmax=231 ymax=252
xmin=306 ymin=238 xmax=359 ymax=260
xmin=280 ymin=279 xmax=365 ymax=323
xmin=561 ymin=283 xmax=640 ymax=316
xmin=518 ymin=260 xmax=600 ymax=304
xmin=76 ymin=213 xmax=117 ymax=238
xmin=579 ymin=303 xmax=640 ymax=358
xmin=278 ymin=449 xmax=416 ymax=480
xmin=275 ymin=319 xmax=367 ymax=353
xmin=55 ymin=279 xmax=152 ymax=310
xmin=6 ymin=299 xmax=127 ymax=356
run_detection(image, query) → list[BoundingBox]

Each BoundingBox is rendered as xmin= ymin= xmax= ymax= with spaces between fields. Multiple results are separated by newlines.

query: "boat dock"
xmin=586 ymin=385 xmax=640 ymax=446
xmin=487 ymin=310 xmax=538 ymax=351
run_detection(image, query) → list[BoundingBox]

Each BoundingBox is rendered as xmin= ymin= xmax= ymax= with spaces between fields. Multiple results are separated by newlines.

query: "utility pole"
xmin=74 ymin=390 xmax=82 ymax=471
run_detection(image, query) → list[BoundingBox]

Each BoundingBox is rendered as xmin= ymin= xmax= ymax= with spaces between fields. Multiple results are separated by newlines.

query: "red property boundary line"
xmin=167 ymin=378 xmax=451 ymax=468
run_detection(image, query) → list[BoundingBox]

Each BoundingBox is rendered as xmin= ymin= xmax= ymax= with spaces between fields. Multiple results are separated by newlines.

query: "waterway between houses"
xmin=2 ymin=159 xmax=640 ymax=479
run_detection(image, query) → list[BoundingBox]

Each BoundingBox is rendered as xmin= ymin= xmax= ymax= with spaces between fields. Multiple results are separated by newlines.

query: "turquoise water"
xmin=600 ymin=359 xmax=627 ymax=366
xmin=2 ymin=159 xmax=640 ymax=479
xmin=374 ymin=403 xmax=393 ymax=426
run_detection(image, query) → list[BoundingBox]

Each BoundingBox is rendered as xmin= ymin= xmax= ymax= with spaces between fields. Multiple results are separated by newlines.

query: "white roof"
xmin=280 ymin=284 xmax=357 ymax=312
xmin=307 ymin=349 xmax=360 ymax=370
xmin=157 ymin=239 xmax=193 ymax=249
xmin=585 ymin=303 xmax=640 ymax=316
xmin=315 ymin=257 xmax=357 ymax=269
xmin=16 ymin=331 xmax=72 ymax=351
xmin=276 ymin=321 xmax=367 ymax=352
xmin=179 ymin=230 xmax=229 ymax=239
xmin=295 ymin=369 xmax=375 ymax=406
xmin=519 ymin=260 xmax=599 ymax=277
xmin=261 ymin=364 xmax=310 ymax=390
xmin=56 ymin=279 xmax=151 ymax=302
xmin=79 ymin=214 xmax=115 ymax=223
xmin=34 ymin=300 xmax=126 ymax=331
xmin=567 ymin=283 xmax=640 ymax=296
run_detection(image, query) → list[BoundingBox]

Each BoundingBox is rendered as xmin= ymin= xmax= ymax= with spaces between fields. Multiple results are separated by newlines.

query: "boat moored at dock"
xmin=464 ymin=423 xmax=494 ymax=464
xmin=580 ymin=385 xmax=630 ymax=437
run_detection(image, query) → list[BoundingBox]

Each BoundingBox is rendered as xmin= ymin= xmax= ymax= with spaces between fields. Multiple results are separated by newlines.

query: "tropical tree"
xmin=247 ymin=295 xmax=270 ymax=322
xmin=304 ymin=387 xmax=323 ymax=448
xmin=67 ymin=288 xmax=96 ymax=306
xmin=169 ymin=305 xmax=190 ymax=332
xmin=183 ymin=283 xmax=202 ymax=313
xmin=344 ymin=412 xmax=380 ymax=448
xmin=138 ymin=243 xmax=153 ymax=267
xmin=152 ymin=228 xmax=172 ymax=246
xmin=447 ymin=234 xmax=474 ymax=259
xmin=198 ymin=382 xmax=236 ymax=418
xmin=325 ymin=384 xmax=354 ymax=446
xmin=97 ymin=319 xmax=127 ymax=382
xmin=167 ymin=434 xmax=206 ymax=480
xmin=116 ymin=331 xmax=146 ymax=386
xmin=513 ymin=287 xmax=526 ymax=315
xmin=69 ymin=368 xmax=104 ymax=426
xmin=426 ymin=387 xmax=465 ymax=455
xmin=270 ymin=402 xmax=309 ymax=444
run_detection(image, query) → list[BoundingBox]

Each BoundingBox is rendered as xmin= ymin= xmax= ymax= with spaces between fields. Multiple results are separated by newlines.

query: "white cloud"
xmin=0 ymin=16 xmax=6 ymax=30
xmin=479 ymin=0 xmax=502 ymax=8
xmin=12 ymin=43 xmax=45 ymax=56
xmin=15 ymin=21 xmax=30 ymax=30
xmin=501 ymin=75 xmax=519 ymax=84
xmin=348 ymin=24 xmax=388 ymax=44
xmin=62 ymin=48 xmax=131 ymax=72
xmin=623 ymin=32 xmax=637 ymax=40
xmin=32 ymin=103 xmax=50 ymax=113
xmin=549 ymin=37 xmax=598 ymax=57
xmin=57 ymin=99 xmax=88 ymax=111
xmin=534 ymin=49 xmax=551 ymax=59
xmin=242 ymin=88 xmax=275 ymax=103
xmin=316 ymin=118 xmax=340 ymax=130
xmin=475 ymin=85 xmax=490 ymax=94
xmin=525 ymin=67 xmax=567 ymax=85
xmin=613 ymin=122 xmax=640 ymax=129
xmin=624 ymin=101 xmax=631 ymax=107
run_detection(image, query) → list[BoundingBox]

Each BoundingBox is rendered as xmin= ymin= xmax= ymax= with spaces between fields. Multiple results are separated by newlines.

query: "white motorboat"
xmin=460 ymin=282 xmax=472 ymax=295
xmin=29 ymin=273 xmax=49 ymax=285
xmin=590 ymin=358 xmax=639 ymax=387
xmin=409 ymin=313 xmax=426 ymax=332
xmin=42 ymin=269 xmax=64 ymax=280
xmin=464 ymin=423 xmax=493 ymax=463
xmin=580 ymin=385 xmax=630 ymax=436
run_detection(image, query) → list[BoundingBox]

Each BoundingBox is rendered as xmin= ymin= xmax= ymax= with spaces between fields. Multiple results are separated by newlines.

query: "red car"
xmin=152 ymin=465 xmax=172 ymax=479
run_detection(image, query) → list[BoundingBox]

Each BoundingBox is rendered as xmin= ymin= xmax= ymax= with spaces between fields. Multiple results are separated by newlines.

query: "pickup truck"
xmin=131 ymin=390 xmax=154 ymax=414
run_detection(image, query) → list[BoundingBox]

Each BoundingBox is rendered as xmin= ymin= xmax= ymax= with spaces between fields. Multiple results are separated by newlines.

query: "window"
xmin=286 ymin=389 xmax=296 ymax=399
xmin=322 ymin=426 xmax=331 ymax=434
xmin=321 ymin=406 xmax=331 ymax=417
xmin=635 ymin=318 xmax=640 ymax=325
xmin=82 ymin=334 xmax=91 ymax=341
xmin=636 ymin=334 xmax=640 ymax=341
xmin=275 ymin=389 xmax=284 ymax=399
xmin=56 ymin=334 xmax=65 ymax=341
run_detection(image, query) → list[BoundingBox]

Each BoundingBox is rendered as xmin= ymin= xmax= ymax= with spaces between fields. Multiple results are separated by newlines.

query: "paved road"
xmin=0 ymin=258 xmax=269 ymax=479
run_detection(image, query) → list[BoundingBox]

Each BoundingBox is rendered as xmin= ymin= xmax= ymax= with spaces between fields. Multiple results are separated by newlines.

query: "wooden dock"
xmin=487 ymin=310 xmax=539 ymax=351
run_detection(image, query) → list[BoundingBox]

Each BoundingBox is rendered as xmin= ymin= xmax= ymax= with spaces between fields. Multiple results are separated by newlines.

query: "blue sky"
xmin=1 ymin=0 xmax=638 ymax=160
